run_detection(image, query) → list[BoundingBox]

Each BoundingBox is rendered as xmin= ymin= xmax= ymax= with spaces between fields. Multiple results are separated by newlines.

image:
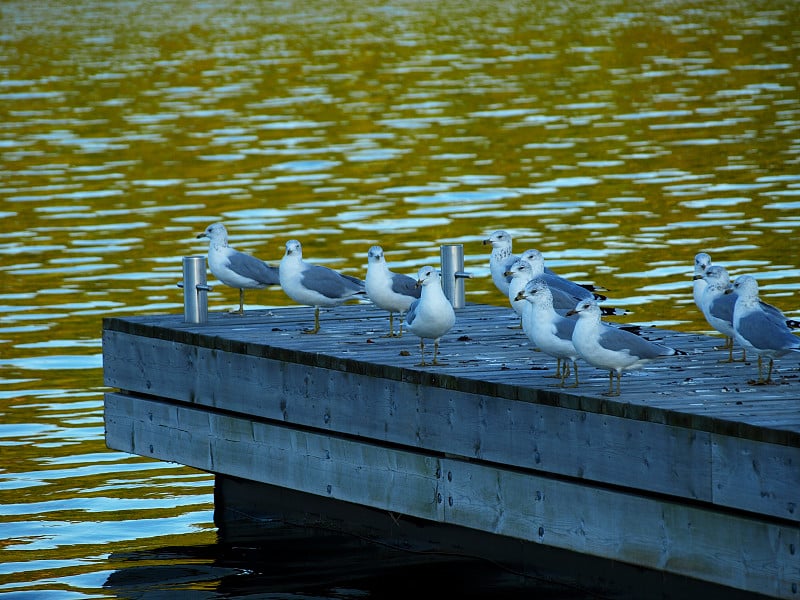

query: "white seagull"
xmin=729 ymin=275 xmax=800 ymax=384
xmin=520 ymin=249 xmax=607 ymax=302
xmin=692 ymin=252 xmax=712 ymax=312
xmin=279 ymin=239 xmax=365 ymax=334
xmin=515 ymin=278 xmax=580 ymax=387
xmin=365 ymin=245 xmax=421 ymax=337
xmin=520 ymin=249 xmax=627 ymax=317
xmin=197 ymin=222 xmax=280 ymax=315
xmin=504 ymin=258 xmax=535 ymax=325
xmin=404 ymin=266 xmax=456 ymax=366
xmin=483 ymin=230 xmax=520 ymax=298
xmin=567 ymin=299 xmax=683 ymax=397
xmin=695 ymin=265 xmax=742 ymax=362
xmin=731 ymin=274 xmax=800 ymax=330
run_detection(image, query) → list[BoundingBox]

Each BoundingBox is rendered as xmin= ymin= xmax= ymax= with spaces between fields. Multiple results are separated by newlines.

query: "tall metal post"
xmin=181 ymin=256 xmax=212 ymax=323
xmin=440 ymin=244 xmax=472 ymax=309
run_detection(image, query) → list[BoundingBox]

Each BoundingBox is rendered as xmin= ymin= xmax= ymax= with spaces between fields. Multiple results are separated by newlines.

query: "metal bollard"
xmin=440 ymin=244 xmax=472 ymax=309
xmin=179 ymin=256 xmax=213 ymax=323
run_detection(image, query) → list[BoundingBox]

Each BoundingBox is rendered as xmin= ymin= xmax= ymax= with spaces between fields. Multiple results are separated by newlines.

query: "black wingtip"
xmin=617 ymin=324 xmax=642 ymax=335
xmin=600 ymin=306 xmax=628 ymax=316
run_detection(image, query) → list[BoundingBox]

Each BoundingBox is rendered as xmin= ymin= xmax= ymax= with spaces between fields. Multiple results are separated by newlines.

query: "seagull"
xmin=567 ymin=299 xmax=684 ymax=397
xmin=504 ymin=258 xmax=535 ymax=325
xmin=518 ymin=249 xmax=625 ymax=316
xmin=505 ymin=256 xmax=577 ymax=316
xmin=692 ymin=252 xmax=712 ymax=312
xmin=729 ymin=275 xmax=800 ymax=384
xmin=695 ymin=265 xmax=743 ymax=362
xmin=730 ymin=275 xmax=800 ymax=330
xmin=483 ymin=230 xmax=520 ymax=298
xmin=515 ymin=278 xmax=580 ymax=387
xmin=279 ymin=239 xmax=365 ymax=334
xmin=404 ymin=266 xmax=456 ymax=366
xmin=519 ymin=249 xmax=607 ymax=302
xmin=196 ymin=222 xmax=280 ymax=315
xmin=365 ymin=245 xmax=420 ymax=337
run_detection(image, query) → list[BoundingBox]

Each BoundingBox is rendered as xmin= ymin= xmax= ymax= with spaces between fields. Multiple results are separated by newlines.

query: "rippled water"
xmin=1 ymin=0 xmax=798 ymax=597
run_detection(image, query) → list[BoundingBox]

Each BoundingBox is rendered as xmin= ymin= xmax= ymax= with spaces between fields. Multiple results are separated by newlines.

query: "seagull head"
xmin=197 ymin=222 xmax=228 ymax=245
xmin=566 ymin=298 xmax=599 ymax=318
xmin=504 ymin=259 xmax=530 ymax=278
xmin=729 ymin=274 xmax=758 ymax=299
xmin=702 ymin=265 xmax=730 ymax=289
xmin=416 ymin=266 xmax=440 ymax=287
xmin=367 ymin=245 xmax=385 ymax=263
xmin=519 ymin=248 xmax=543 ymax=267
xmin=520 ymin=278 xmax=550 ymax=304
xmin=483 ymin=230 xmax=511 ymax=248
xmin=284 ymin=239 xmax=302 ymax=257
xmin=694 ymin=252 xmax=712 ymax=276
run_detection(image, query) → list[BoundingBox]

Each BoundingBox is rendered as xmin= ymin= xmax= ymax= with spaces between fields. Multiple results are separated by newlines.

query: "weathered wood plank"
xmin=712 ymin=435 xmax=799 ymax=519
xmin=105 ymin=392 xmax=443 ymax=522
xmin=104 ymin=392 xmax=800 ymax=600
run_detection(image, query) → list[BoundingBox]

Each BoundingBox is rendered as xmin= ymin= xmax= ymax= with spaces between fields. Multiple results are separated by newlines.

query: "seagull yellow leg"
xmin=416 ymin=339 xmax=427 ymax=366
xmin=604 ymin=370 xmax=621 ymax=397
xmin=239 ymin=289 xmax=245 ymax=315
xmin=303 ymin=306 xmax=321 ymax=334
xmin=716 ymin=336 xmax=735 ymax=363
xmin=564 ymin=362 xmax=579 ymax=388
xmin=545 ymin=358 xmax=562 ymax=379
xmin=385 ymin=312 xmax=400 ymax=338
xmin=755 ymin=355 xmax=763 ymax=383
xmin=715 ymin=336 xmax=732 ymax=352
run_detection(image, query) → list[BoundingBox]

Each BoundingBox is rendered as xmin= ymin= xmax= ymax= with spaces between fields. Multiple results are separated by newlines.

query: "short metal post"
xmin=440 ymin=244 xmax=472 ymax=309
xmin=180 ymin=256 xmax=212 ymax=323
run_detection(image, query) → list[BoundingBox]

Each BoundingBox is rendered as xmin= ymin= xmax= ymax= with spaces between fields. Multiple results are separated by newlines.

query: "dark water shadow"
xmin=103 ymin=524 xmax=593 ymax=599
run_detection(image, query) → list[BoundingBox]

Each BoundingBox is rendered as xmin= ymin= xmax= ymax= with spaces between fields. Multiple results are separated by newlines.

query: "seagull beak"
xmin=514 ymin=291 xmax=526 ymax=301
xmin=415 ymin=279 xmax=423 ymax=287
xmin=482 ymin=239 xmax=491 ymax=245
xmin=724 ymin=288 xmax=733 ymax=295
xmin=197 ymin=233 xmax=207 ymax=239
xmin=692 ymin=274 xmax=703 ymax=280
xmin=566 ymin=308 xmax=578 ymax=316
xmin=503 ymin=270 xmax=513 ymax=277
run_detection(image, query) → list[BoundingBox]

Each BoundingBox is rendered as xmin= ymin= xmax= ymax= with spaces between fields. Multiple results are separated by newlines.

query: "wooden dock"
xmin=102 ymin=302 xmax=800 ymax=599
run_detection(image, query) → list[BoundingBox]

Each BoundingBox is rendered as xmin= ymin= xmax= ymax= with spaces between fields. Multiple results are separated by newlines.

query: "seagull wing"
xmin=228 ymin=251 xmax=280 ymax=285
xmin=301 ymin=264 xmax=364 ymax=300
xmin=390 ymin=272 xmax=421 ymax=299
